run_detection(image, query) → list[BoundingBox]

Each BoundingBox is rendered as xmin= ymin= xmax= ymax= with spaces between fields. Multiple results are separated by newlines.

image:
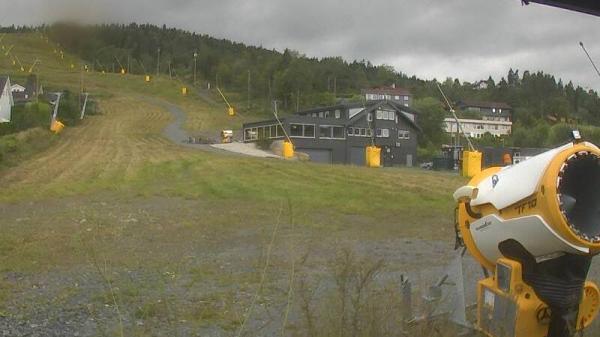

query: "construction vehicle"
xmin=221 ymin=130 xmax=233 ymax=143
xmin=453 ymin=132 xmax=600 ymax=337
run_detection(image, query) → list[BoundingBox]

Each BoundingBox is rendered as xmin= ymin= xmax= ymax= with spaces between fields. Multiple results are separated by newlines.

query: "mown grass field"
xmin=0 ymin=33 xmax=474 ymax=336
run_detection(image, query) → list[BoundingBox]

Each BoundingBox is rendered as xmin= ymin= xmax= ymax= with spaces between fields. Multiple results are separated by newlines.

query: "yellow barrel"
xmin=228 ymin=107 xmax=235 ymax=116
xmin=462 ymin=150 xmax=482 ymax=177
xmin=182 ymin=87 xmax=188 ymax=96
xmin=283 ymin=141 xmax=294 ymax=159
xmin=120 ymin=68 xmax=126 ymax=74
xmin=145 ymin=75 xmax=151 ymax=82
xmin=365 ymin=146 xmax=381 ymax=168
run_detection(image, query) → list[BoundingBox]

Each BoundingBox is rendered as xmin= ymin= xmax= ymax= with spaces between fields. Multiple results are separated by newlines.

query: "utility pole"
xmin=127 ymin=54 xmax=130 ymax=74
xmin=247 ymin=70 xmax=251 ymax=110
xmin=296 ymin=89 xmax=300 ymax=112
xmin=168 ymin=61 xmax=172 ymax=80
xmin=193 ymin=51 xmax=198 ymax=86
xmin=156 ymin=47 xmax=161 ymax=76
xmin=333 ymin=76 xmax=337 ymax=97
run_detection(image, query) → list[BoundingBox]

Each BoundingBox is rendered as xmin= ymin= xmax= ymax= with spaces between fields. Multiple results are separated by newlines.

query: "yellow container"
xmin=50 ymin=120 xmax=65 ymax=134
xmin=283 ymin=141 xmax=294 ymax=159
xmin=365 ymin=146 xmax=381 ymax=168
xmin=145 ymin=75 xmax=151 ymax=82
xmin=120 ymin=68 xmax=126 ymax=74
xmin=228 ymin=107 xmax=235 ymax=116
xmin=462 ymin=150 xmax=482 ymax=177
xmin=182 ymin=87 xmax=188 ymax=95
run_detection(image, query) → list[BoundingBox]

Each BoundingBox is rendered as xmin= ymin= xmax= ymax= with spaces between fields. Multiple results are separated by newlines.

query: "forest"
xmin=4 ymin=23 xmax=600 ymax=151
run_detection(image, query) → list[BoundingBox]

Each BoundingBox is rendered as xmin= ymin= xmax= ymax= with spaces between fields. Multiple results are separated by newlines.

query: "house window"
xmin=376 ymin=128 xmax=389 ymax=138
xmin=335 ymin=110 xmax=341 ymax=119
xmin=366 ymin=129 xmax=372 ymax=137
xmin=347 ymin=127 xmax=354 ymax=136
xmin=398 ymin=130 xmax=410 ymax=139
xmin=319 ymin=111 xmax=324 ymax=118
xmin=276 ymin=125 xmax=284 ymax=137
xmin=360 ymin=128 xmax=366 ymax=136
xmin=499 ymin=109 xmax=502 ymax=113
xmin=319 ymin=125 xmax=345 ymax=139
xmin=492 ymin=108 xmax=496 ymax=113
xmin=404 ymin=96 xmax=409 ymax=101
xmin=290 ymin=124 xmax=315 ymax=138
xmin=354 ymin=128 xmax=360 ymax=136
xmin=395 ymin=95 xmax=400 ymax=100
xmin=332 ymin=126 xmax=344 ymax=139
xmin=244 ymin=128 xmax=258 ymax=141
xmin=324 ymin=111 xmax=330 ymax=118
xmin=404 ymin=103 xmax=409 ymax=107
xmin=304 ymin=125 xmax=315 ymax=137
xmin=312 ymin=113 xmax=317 ymax=117
xmin=376 ymin=110 xmax=383 ymax=120
xmin=367 ymin=113 xmax=373 ymax=122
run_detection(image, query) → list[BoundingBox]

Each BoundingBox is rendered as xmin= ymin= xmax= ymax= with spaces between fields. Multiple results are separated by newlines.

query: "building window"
xmin=395 ymin=95 xmax=400 ymax=100
xmin=404 ymin=103 xmax=409 ymax=107
xmin=319 ymin=111 xmax=324 ymax=118
xmin=335 ymin=110 xmax=341 ymax=119
xmin=244 ymin=128 xmax=257 ymax=141
xmin=320 ymin=125 xmax=345 ymax=139
xmin=367 ymin=113 xmax=373 ymax=122
xmin=376 ymin=110 xmax=383 ymax=120
xmin=348 ymin=127 xmax=354 ymax=136
xmin=366 ymin=129 xmax=372 ymax=137
xmin=290 ymin=123 xmax=315 ymax=138
xmin=376 ymin=128 xmax=389 ymax=138
xmin=398 ymin=130 xmax=410 ymax=139
xmin=276 ymin=125 xmax=284 ymax=137
xmin=404 ymin=96 xmax=409 ymax=101
xmin=332 ymin=126 xmax=344 ymax=139
xmin=312 ymin=113 xmax=317 ymax=117
xmin=360 ymin=128 xmax=366 ymax=136
xmin=492 ymin=108 xmax=496 ymax=113
xmin=324 ymin=111 xmax=330 ymax=118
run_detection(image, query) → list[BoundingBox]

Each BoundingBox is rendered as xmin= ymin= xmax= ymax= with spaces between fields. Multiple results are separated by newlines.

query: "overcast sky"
xmin=2 ymin=0 xmax=599 ymax=89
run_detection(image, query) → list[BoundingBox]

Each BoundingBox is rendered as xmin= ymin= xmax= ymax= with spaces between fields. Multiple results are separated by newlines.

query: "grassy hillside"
xmin=0 ymin=33 xmax=471 ymax=336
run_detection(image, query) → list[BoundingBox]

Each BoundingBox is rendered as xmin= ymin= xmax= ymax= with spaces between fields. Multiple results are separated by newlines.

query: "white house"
xmin=0 ymin=76 xmax=14 ymax=123
xmin=444 ymin=117 xmax=512 ymax=138
xmin=10 ymin=83 xmax=25 ymax=93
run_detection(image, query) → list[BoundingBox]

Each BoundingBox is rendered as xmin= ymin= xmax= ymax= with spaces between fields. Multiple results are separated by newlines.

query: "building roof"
xmin=243 ymin=100 xmax=422 ymax=132
xmin=361 ymin=86 xmax=411 ymax=96
xmin=296 ymin=100 xmax=421 ymax=131
xmin=458 ymin=100 xmax=512 ymax=110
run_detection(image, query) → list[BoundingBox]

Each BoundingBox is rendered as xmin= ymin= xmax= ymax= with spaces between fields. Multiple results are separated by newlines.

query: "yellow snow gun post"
xmin=181 ymin=87 xmax=188 ymax=96
xmin=216 ymin=87 xmax=235 ymax=116
xmin=50 ymin=120 xmax=65 ymax=134
xmin=454 ymin=132 xmax=600 ymax=337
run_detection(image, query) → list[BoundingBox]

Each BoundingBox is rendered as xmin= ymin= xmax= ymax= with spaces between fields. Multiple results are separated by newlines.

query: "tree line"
xmin=4 ymin=23 xmax=600 ymax=150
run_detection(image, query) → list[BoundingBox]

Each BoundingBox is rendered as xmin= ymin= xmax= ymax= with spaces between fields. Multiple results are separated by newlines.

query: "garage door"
xmin=297 ymin=148 xmax=332 ymax=164
xmin=350 ymin=147 xmax=365 ymax=166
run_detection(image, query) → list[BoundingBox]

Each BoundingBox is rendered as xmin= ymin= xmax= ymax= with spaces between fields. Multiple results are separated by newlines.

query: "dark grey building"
xmin=242 ymin=100 xmax=421 ymax=166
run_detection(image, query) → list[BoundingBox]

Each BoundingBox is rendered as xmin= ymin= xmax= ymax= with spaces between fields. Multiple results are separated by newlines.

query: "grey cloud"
xmin=1 ymin=0 xmax=599 ymax=89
